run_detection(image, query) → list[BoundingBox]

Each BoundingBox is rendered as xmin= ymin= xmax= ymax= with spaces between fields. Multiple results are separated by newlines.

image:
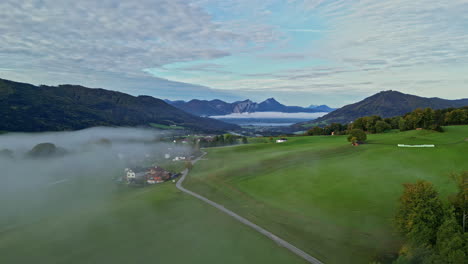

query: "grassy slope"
xmin=184 ymin=126 xmax=468 ymax=264
xmin=0 ymin=182 xmax=306 ymax=264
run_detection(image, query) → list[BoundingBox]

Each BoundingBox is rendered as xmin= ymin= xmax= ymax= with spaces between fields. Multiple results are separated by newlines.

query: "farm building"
xmin=145 ymin=166 xmax=171 ymax=184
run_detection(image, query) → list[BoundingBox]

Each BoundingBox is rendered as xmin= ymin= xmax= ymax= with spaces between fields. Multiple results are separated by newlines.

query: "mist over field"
xmin=0 ymin=127 xmax=189 ymax=230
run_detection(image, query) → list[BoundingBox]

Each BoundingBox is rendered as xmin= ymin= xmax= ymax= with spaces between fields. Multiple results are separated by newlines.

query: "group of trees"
xmin=305 ymin=107 xmax=468 ymax=143
xmin=393 ymin=172 xmax=468 ymax=263
xmin=305 ymin=122 xmax=347 ymax=136
xmin=398 ymin=107 xmax=468 ymax=132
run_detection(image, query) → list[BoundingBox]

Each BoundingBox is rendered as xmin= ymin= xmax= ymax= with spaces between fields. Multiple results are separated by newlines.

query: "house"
xmin=124 ymin=168 xmax=146 ymax=184
xmin=147 ymin=176 xmax=164 ymax=184
xmin=146 ymin=166 xmax=171 ymax=184
xmin=125 ymin=168 xmax=136 ymax=181
xmin=276 ymin=138 xmax=288 ymax=143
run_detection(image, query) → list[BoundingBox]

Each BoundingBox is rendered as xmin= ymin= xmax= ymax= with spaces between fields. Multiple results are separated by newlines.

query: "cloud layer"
xmin=1 ymin=0 xmax=467 ymax=106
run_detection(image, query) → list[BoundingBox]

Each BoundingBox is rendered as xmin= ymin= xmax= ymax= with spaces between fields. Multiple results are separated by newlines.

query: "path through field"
xmin=176 ymin=151 xmax=323 ymax=264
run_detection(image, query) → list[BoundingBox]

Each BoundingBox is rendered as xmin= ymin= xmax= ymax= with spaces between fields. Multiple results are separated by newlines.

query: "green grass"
xmin=185 ymin=126 xmax=468 ymax=264
xmin=0 ymin=178 xmax=306 ymax=263
xmin=149 ymin=123 xmax=184 ymax=130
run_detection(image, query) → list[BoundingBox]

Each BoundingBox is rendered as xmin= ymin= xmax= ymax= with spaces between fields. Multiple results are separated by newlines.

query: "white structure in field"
xmin=276 ymin=138 xmax=288 ymax=143
xmin=397 ymin=144 xmax=435 ymax=148
xmin=172 ymin=156 xmax=186 ymax=161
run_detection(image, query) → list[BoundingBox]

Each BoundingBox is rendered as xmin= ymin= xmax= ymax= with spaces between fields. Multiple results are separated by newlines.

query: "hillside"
xmin=167 ymin=98 xmax=333 ymax=116
xmin=0 ymin=78 xmax=238 ymax=132
xmin=297 ymin=90 xmax=468 ymax=127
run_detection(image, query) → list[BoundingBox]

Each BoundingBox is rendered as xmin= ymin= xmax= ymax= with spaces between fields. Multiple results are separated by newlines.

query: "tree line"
xmin=306 ymin=106 xmax=468 ymax=137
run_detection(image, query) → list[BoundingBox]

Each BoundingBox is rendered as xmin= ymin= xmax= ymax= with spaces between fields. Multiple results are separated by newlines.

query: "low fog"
xmin=0 ymin=127 xmax=191 ymax=230
xmin=210 ymin=111 xmax=328 ymax=119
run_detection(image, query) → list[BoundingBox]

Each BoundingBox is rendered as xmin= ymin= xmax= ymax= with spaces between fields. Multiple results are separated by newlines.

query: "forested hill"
xmin=297 ymin=90 xmax=468 ymax=127
xmin=0 ymin=78 xmax=239 ymax=132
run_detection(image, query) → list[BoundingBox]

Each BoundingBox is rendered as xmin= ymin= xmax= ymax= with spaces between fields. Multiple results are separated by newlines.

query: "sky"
xmin=1 ymin=0 xmax=467 ymax=107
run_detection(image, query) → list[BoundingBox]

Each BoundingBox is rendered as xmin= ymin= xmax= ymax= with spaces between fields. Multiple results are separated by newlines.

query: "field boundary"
xmin=176 ymin=151 xmax=323 ymax=264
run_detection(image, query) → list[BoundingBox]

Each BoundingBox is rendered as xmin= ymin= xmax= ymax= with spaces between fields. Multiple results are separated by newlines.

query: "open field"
xmin=0 ymin=178 xmax=307 ymax=264
xmin=184 ymin=126 xmax=468 ymax=263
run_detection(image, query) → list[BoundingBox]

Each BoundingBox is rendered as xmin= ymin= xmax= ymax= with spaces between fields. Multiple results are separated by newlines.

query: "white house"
xmin=126 ymin=169 xmax=136 ymax=180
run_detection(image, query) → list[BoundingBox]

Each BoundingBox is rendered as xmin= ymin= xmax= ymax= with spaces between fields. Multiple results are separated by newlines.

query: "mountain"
xmin=0 ymin=78 xmax=239 ymax=132
xmin=308 ymin=105 xmax=336 ymax=112
xmin=297 ymin=90 xmax=468 ymax=127
xmin=167 ymin=99 xmax=233 ymax=116
xmin=166 ymin=98 xmax=334 ymax=116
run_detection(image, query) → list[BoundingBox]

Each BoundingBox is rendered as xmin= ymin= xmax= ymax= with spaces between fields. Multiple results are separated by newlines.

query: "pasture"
xmin=185 ymin=126 xmax=468 ymax=263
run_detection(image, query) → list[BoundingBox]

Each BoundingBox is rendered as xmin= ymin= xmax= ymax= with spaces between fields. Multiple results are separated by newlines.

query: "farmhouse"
xmin=146 ymin=166 xmax=171 ymax=184
xmin=123 ymin=168 xmax=147 ymax=184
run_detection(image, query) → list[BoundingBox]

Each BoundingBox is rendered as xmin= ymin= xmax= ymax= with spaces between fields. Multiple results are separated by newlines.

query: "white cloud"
xmin=0 ymin=0 xmax=276 ymax=83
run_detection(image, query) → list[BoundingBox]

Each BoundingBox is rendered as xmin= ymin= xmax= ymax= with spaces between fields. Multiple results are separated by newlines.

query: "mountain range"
xmin=165 ymin=98 xmax=335 ymax=116
xmin=0 ymin=78 xmax=238 ymax=132
xmin=297 ymin=90 xmax=468 ymax=127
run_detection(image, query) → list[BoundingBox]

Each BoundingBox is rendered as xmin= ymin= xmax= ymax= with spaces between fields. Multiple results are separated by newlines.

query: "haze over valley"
xmin=1 ymin=1 xmax=468 ymax=264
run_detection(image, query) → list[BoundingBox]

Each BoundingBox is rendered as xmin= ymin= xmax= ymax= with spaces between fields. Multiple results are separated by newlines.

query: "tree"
xmin=375 ymin=120 xmax=391 ymax=133
xmin=445 ymin=109 xmax=468 ymax=125
xmin=422 ymin=108 xmax=435 ymax=129
xmin=224 ymin=134 xmax=236 ymax=145
xmin=395 ymin=181 xmax=444 ymax=246
xmin=347 ymin=129 xmax=367 ymax=143
xmin=449 ymin=171 xmax=468 ymax=232
xmin=352 ymin=117 xmax=366 ymax=131
xmin=242 ymin=137 xmax=248 ymax=144
xmin=307 ymin=126 xmax=323 ymax=136
xmin=27 ymin=142 xmax=58 ymax=158
xmin=214 ymin=135 xmax=225 ymax=146
xmin=185 ymin=160 xmax=193 ymax=170
xmin=365 ymin=115 xmax=382 ymax=133
xmin=435 ymin=211 xmax=467 ymax=263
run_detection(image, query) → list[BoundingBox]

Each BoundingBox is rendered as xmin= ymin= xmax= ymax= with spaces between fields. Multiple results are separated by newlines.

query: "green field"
xmin=0 ymin=179 xmax=307 ymax=264
xmin=185 ymin=126 xmax=468 ymax=263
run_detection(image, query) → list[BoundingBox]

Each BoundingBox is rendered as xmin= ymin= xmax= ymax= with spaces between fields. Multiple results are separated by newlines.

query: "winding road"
xmin=176 ymin=151 xmax=324 ymax=264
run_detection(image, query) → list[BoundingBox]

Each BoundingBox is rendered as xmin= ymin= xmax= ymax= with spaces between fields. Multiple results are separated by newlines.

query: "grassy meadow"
xmin=184 ymin=126 xmax=468 ymax=263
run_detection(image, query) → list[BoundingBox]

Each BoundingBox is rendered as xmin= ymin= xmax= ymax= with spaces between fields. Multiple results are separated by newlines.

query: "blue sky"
xmin=0 ymin=0 xmax=467 ymax=107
